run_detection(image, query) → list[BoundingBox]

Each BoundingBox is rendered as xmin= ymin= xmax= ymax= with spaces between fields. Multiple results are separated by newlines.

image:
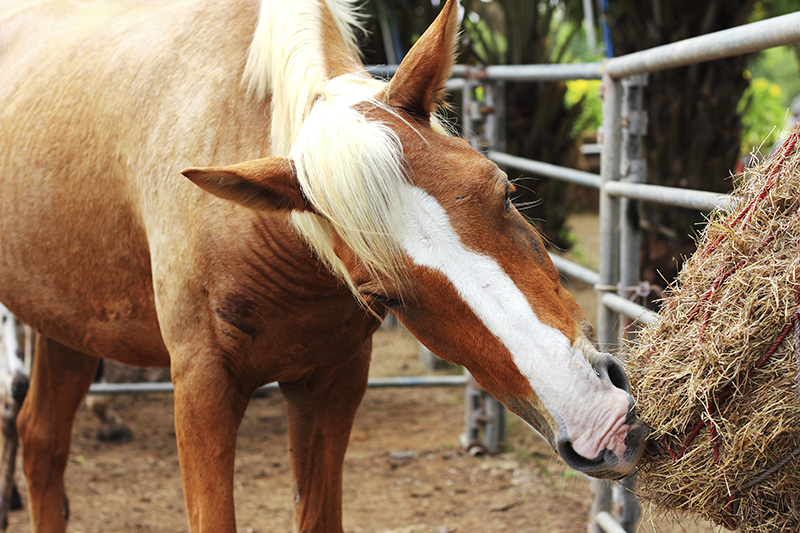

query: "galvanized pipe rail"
xmin=488 ymin=150 xmax=602 ymax=189
xmin=89 ymin=374 xmax=469 ymax=395
xmin=596 ymin=12 xmax=799 ymax=533
xmin=368 ymin=62 xmax=604 ymax=81
xmin=604 ymin=12 xmax=800 ymax=78
xmin=602 ymin=180 xmax=735 ymax=211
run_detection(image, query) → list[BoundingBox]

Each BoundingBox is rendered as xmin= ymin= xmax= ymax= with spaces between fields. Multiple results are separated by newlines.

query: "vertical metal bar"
xmin=482 ymin=81 xmax=497 ymax=155
xmin=615 ymin=74 xmax=647 ymax=533
xmin=458 ymin=76 xmax=507 ymax=454
xmin=460 ymin=74 xmax=478 ymax=449
xmin=591 ymin=480 xmax=615 ymax=533
xmin=462 ymin=76 xmax=482 ymax=151
xmin=616 ymin=476 xmax=640 ymax=533
xmin=462 ymin=375 xmax=482 ymax=447
xmin=591 ymin=71 xmax=623 ymax=533
xmin=582 ymin=0 xmax=598 ymax=55
xmin=492 ymin=80 xmax=507 ymax=154
xmin=597 ymin=73 xmax=622 ymax=353
xmin=462 ymin=76 xmax=475 ymax=147
xmin=485 ymin=80 xmax=506 ymax=451
xmin=476 ymin=80 xmax=506 ymax=452
xmin=618 ymin=74 xmax=647 ymax=328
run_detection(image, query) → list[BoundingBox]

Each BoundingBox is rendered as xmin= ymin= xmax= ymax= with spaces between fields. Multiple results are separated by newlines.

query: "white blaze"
xmin=400 ymin=186 xmax=629 ymax=459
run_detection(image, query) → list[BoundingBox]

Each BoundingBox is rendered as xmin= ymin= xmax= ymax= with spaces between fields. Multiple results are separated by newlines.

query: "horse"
xmin=0 ymin=0 xmax=647 ymax=531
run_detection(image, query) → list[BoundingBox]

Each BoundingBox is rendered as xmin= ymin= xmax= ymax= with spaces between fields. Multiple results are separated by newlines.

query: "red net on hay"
xmin=628 ymin=126 xmax=800 ymax=532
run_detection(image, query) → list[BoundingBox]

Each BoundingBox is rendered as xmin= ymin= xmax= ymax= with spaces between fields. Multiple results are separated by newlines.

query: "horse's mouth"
xmin=557 ymin=419 xmax=649 ymax=479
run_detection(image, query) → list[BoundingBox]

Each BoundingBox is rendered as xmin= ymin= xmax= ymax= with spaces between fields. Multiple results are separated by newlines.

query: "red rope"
xmin=669 ymin=315 xmax=797 ymax=464
xmin=686 ymin=233 xmax=777 ymax=325
xmin=674 ymin=419 xmax=705 ymax=461
xmin=662 ymin=435 xmax=677 ymax=462
xmin=699 ymin=129 xmax=799 ymax=260
xmin=670 ymin=127 xmax=800 ymax=530
xmin=754 ymin=320 xmax=795 ymax=371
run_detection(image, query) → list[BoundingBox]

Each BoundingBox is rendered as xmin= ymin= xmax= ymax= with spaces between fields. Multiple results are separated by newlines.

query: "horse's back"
xmin=0 ymin=0 xmax=269 ymax=364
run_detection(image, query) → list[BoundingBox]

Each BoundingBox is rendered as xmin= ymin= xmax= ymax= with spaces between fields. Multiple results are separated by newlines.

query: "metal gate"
xmin=450 ymin=10 xmax=800 ymax=533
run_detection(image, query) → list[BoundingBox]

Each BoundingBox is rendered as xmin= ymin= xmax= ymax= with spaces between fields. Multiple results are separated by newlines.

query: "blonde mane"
xmin=244 ymin=0 xmax=414 ymax=299
xmin=244 ymin=0 xmax=365 ymax=154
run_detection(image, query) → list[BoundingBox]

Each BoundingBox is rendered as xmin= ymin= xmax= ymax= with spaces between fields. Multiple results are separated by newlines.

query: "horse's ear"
xmin=382 ymin=0 xmax=460 ymax=118
xmin=181 ymin=157 xmax=311 ymax=212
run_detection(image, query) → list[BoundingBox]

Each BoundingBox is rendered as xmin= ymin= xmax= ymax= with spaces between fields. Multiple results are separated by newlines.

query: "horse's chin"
xmin=557 ymin=419 xmax=649 ymax=479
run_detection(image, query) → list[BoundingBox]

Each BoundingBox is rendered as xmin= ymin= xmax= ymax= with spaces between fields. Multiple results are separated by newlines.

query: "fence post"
xmin=597 ymin=73 xmax=622 ymax=353
xmin=457 ymin=75 xmax=507 ymax=454
xmin=484 ymin=79 xmax=506 ymax=154
xmin=612 ymin=73 xmax=648 ymax=533
xmin=462 ymin=72 xmax=480 ymax=149
xmin=420 ymin=73 xmax=481 ymax=372
xmin=618 ymin=74 xmax=647 ymax=335
xmin=591 ymin=71 xmax=623 ymax=533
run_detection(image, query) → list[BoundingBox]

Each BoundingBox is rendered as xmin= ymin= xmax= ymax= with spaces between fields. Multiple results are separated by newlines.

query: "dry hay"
xmin=627 ymin=127 xmax=800 ymax=532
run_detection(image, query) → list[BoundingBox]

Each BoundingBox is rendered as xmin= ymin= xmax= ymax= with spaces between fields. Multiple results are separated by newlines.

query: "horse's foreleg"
xmin=172 ymin=355 xmax=250 ymax=533
xmin=279 ymin=340 xmax=371 ymax=533
xmin=17 ymin=336 xmax=99 ymax=533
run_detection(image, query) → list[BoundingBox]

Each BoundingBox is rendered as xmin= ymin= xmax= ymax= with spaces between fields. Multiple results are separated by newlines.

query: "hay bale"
xmin=628 ymin=127 xmax=800 ymax=532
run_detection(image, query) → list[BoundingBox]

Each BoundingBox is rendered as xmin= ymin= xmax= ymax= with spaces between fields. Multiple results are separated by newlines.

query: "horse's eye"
xmin=360 ymin=292 xmax=402 ymax=309
xmin=372 ymin=294 xmax=402 ymax=309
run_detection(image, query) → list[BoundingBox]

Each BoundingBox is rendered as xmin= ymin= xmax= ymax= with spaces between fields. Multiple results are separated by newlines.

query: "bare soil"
xmin=4 ymin=214 xmax=723 ymax=532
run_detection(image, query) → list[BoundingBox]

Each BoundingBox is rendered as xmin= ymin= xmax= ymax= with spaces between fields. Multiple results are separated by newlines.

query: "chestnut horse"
xmin=0 ymin=0 xmax=646 ymax=531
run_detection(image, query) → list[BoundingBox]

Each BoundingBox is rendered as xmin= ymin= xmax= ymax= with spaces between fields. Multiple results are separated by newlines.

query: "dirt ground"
xmin=4 ymin=214 xmax=726 ymax=532
xmin=7 ymin=325 xmax=596 ymax=533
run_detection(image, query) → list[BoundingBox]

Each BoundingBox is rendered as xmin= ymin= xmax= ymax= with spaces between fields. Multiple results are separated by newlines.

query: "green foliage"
xmin=747 ymin=46 xmax=800 ymax=108
xmin=738 ymin=73 xmax=792 ymax=155
xmin=460 ymin=0 xmax=585 ymax=66
xmin=564 ymin=79 xmax=602 ymax=133
xmin=742 ymin=2 xmax=800 ymax=155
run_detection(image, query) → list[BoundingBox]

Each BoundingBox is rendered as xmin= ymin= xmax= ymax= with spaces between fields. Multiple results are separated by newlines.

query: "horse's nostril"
xmin=594 ymin=355 xmax=631 ymax=393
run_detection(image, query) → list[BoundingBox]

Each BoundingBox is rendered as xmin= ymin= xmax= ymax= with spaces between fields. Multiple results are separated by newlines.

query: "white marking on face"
xmin=400 ymin=186 xmax=630 ymax=459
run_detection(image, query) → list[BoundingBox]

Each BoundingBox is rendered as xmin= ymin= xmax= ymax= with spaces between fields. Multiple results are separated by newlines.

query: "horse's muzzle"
xmin=556 ymin=353 xmax=649 ymax=479
xmin=557 ymin=416 xmax=648 ymax=479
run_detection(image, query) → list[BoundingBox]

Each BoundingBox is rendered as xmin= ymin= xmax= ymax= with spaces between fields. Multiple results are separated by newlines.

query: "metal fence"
xmin=455 ymin=10 xmax=800 ymax=533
